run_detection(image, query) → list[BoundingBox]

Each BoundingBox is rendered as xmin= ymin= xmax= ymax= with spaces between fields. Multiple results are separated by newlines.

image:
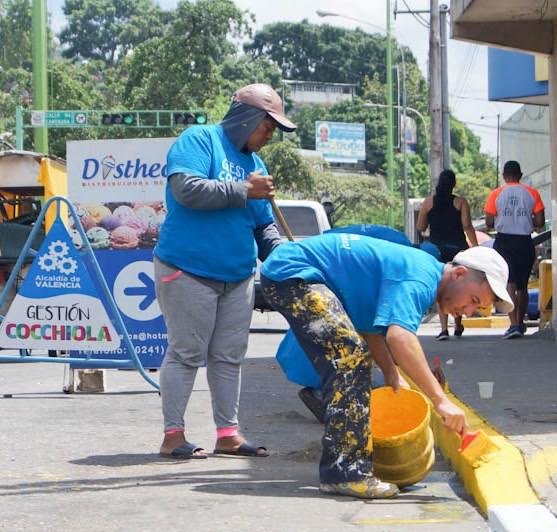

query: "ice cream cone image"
xmin=101 ymin=155 xmax=116 ymax=180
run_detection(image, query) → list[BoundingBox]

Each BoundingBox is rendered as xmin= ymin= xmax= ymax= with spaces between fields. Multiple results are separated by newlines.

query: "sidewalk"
xmin=418 ymin=318 xmax=557 ymax=530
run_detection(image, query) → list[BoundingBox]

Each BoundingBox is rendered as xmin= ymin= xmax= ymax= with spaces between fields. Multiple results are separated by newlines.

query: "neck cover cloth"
xmin=220 ymin=101 xmax=268 ymax=153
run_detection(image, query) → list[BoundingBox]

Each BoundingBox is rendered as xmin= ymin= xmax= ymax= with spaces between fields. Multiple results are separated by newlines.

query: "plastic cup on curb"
xmin=478 ymin=381 xmax=494 ymax=399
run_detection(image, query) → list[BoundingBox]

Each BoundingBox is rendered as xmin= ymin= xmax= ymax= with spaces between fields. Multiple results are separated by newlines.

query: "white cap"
xmin=453 ymin=247 xmax=514 ymax=314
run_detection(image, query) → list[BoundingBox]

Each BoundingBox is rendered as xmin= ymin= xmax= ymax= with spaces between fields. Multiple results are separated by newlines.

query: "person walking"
xmin=484 ymin=160 xmax=545 ymax=339
xmin=154 ymin=83 xmax=296 ymax=459
xmin=261 ymin=234 xmax=513 ymax=499
xmin=417 ymin=169 xmax=478 ymax=340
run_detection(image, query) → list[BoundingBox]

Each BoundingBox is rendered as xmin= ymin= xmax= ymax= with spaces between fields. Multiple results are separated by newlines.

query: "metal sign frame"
xmin=0 ymin=195 xmax=159 ymax=390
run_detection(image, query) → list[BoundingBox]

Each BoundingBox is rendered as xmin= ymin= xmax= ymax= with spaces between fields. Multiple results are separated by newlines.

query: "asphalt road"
xmin=0 ymin=314 xmax=488 ymax=531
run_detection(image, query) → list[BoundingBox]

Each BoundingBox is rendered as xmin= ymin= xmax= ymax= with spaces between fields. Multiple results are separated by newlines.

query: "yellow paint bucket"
xmin=370 ymin=387 xmax=435 ymax=487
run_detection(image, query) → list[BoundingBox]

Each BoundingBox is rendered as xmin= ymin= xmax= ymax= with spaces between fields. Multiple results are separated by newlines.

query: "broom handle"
xmin=270 ymin=197 xmax=295 ymax=242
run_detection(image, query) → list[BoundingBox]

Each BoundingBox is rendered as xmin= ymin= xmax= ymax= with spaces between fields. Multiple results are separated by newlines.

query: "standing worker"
xmin=417 ymin=169 xmax=478 ymax=340
xmin=154 ymin=84 xmax=296 ymax=459
xmin=484 ymin=160 xmax=545 ymax=339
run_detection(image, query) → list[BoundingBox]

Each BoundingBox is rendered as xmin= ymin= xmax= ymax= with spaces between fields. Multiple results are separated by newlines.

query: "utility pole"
xmin=386 ymin=0 xmax=395 ymax=225
xmin=440 ymin=4 xmax=451 ymax=169
xmin=32 ymin=0 xmax=49 ymax=154
xmin=401 ymin=52 xmax=409 ymax=239
xmin=429 ymin=0 xmax=442 ymax=192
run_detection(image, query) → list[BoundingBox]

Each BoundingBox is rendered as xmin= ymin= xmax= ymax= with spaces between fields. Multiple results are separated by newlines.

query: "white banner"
xmin=67 ymin=137 xmax=173 ymax=204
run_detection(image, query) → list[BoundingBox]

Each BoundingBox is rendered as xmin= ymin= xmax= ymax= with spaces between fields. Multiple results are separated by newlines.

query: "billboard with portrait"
xmin=315 ymin=121 xmax=366 ymax=163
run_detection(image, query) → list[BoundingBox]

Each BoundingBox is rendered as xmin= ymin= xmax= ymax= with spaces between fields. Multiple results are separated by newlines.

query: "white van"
xmin=254 ymin=199 xmax=331 ymax=310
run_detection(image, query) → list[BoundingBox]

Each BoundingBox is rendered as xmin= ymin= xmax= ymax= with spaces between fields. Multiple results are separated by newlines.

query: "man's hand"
xmin=385 ymin=325 xmax=469 ymax=434
xmin=383 ymin=367 xmax=411 ymax=392
xmin=247 ymin=169 xmax=275 ymax=199
xmin=433 ymin=396 xmax=467 ymax=434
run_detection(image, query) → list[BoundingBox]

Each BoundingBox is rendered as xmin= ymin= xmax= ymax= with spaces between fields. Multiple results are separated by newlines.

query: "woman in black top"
xmin=417 ymin=169 xmax=479 ymax=340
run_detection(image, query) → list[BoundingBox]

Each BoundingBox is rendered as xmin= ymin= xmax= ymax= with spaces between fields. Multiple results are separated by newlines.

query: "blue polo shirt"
xmin=155 ymin=125 xmax=273 ymax=282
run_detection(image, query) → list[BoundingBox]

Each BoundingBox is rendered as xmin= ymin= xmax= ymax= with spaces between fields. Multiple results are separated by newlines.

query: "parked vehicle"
xmin=254 ymin=199 xmax=331 ymax=311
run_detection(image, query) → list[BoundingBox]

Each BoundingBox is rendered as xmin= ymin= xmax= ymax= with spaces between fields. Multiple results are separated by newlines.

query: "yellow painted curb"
xmin=462 ymin=316 xmax=510 ymax=329
xmin=403 ymin=375 xmax=539 ymax=515
xmin=429 ymin=392 xmax=538 ymax=514
xmin=525 ymin=447 xmax=557 ymax=502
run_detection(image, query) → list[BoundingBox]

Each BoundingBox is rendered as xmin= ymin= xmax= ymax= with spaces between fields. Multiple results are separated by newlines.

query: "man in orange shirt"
xmin=484 ymin=160 xmax=545 ymax=339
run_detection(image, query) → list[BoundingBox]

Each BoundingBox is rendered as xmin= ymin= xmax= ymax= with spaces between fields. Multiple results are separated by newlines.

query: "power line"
xmin=465 ymin=121 xmax=549 ymax=136
xmin=400 ymin=0 xmax=430 ymax=28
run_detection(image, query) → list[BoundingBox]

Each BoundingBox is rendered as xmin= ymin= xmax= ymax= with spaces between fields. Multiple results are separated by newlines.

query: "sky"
xmin=47 ymin=0 xmax=522 ymax=157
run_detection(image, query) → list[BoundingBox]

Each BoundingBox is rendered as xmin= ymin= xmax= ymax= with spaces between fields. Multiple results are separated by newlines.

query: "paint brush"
xmin=458 ymin=429 xmax=500 ymax=468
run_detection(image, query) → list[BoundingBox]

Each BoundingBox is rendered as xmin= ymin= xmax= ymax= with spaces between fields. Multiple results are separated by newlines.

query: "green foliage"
xmin=60 ymin=0 xmax=168 ymax=66
xmin=0 ymin=0 xmax=33 ymax=70
xmin=0 ymin=67 xmax=31 ymax=146
xmin=259 ymin=140 xmax=314 ymax=195
xmin=0 ymin=0 xmax=497 ymax=208
xmin=291 ymin=98 xmax=389 ymax=174
xmin=219 ymin=56 xmax=283 ymax=95
xmin=394 ymin=152 xmax=431 ymax=198
xmin=308 ymin=172 xmax=401 ymax=229
xmin=245 ymin=20 xmax=424 ymax=99
xmin=123 ymin=0 xmax=250 ymax=110
xmin=46 ymin=60 xmax=128 ymax=156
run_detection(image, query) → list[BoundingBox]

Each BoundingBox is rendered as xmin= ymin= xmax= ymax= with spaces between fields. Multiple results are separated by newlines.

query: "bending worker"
xmin=261 ymin=233 xmax=513 ymax=499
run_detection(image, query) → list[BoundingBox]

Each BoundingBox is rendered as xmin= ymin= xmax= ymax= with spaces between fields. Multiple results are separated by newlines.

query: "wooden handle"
xmin=270 ymin=197 xmax=295 ymax=242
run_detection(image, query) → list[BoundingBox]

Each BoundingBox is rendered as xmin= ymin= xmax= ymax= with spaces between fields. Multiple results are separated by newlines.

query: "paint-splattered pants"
xmin=261 ymin=276 xmax=373 ymax=484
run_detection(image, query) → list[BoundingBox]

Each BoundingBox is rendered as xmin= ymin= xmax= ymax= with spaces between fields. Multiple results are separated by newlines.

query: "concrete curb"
xmin=429 ymin=389 xmax=557 ymax=531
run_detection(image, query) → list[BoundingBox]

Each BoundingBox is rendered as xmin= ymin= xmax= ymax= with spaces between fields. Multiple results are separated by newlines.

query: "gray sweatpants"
xmin=154 ymin=257 xmax=254 ymax=432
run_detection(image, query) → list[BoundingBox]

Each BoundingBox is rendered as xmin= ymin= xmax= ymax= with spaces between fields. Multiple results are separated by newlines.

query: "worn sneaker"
xmin=436 ymin=330 xmax=449 ymax=341
xmin=320 ymin=475 xmax=399 ymax=499
xmin=454 ymin=326 xmax=464 ymax=337
xmin=298 ymin=387 xmax=325 ymax=424
xmin=503 ymin=325 xmax=523 ymax=339
xmin=519 ymin=323 xmax=527 ymax=335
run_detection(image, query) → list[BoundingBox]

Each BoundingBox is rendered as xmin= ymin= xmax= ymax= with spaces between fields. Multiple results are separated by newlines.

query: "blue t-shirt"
xmin=326 ymin=224 xmax=412 ymax=247
xmin=155 ymin=125 xmax=274 ymax=282
xmin=262 ymin=233 xmax=443 ymax=334
xmin=262 ymin=235 xmax=443 ymax=388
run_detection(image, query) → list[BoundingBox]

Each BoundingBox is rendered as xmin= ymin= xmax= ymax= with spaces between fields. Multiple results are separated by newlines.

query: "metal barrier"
xmin=0 ymin=195 xmax=159 ymax=390
xmin=538 ymin=259 xmax=552 ymax=329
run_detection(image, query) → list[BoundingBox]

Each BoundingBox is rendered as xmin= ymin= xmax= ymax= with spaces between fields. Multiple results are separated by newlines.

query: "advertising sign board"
xmin=67 ymin=137 xmax=173 ymax=367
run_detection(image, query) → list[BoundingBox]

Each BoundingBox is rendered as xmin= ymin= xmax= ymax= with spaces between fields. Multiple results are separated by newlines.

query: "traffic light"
xmin=101 ymin=112 xmax=135 ymax=126
xmin=173 ymin=112 xmax=208 ymax=126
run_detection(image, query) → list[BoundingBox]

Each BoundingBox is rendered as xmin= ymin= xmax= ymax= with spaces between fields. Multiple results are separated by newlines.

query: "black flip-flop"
xmin=160 ymin=441 xmax=208 ymax=460
xmin=213 ymin=442 xmax=269 ymax=457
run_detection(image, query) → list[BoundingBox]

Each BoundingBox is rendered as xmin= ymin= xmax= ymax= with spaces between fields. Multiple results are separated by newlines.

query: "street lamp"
xmin=316 ymin=6 xmax=395 ymax=218
xmin=480 ymin=113 xmax=501 ymax=188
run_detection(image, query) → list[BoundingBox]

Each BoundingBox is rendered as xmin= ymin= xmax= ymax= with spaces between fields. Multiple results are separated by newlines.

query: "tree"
xmin=310 ymin=172 xmax=401 ymax=228
xmin=59 ymin=0 xmax=169 ymax=66
xmin=0 ymin=0 xmax=33 ymax=70
xmin=0 ymin=67 xmax=31 ymax=146
xmin=123 ymin=0 xmax=251 ymax=110
xmin=46 ymin=60 xmax=128 ymax=156
xmin=245 ymin=21 xmax=393 ymax=94
xmin=259 ymin=140 xmax=314 ymax=195
xmin=394 ymin=152 xmax=430 ymax=199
